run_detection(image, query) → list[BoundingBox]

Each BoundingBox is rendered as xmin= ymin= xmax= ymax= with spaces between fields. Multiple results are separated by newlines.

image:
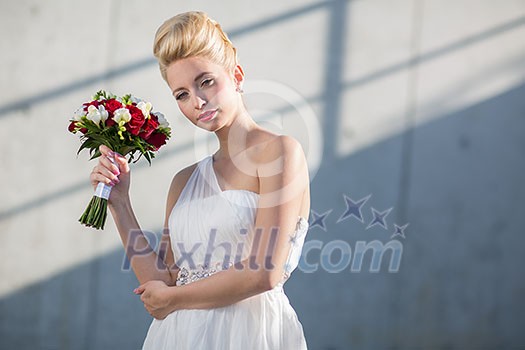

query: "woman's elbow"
xmin=239 ymin=258 xmax=283 ymax=292
xmin=255 ymin=269 xmax=283 ymax=292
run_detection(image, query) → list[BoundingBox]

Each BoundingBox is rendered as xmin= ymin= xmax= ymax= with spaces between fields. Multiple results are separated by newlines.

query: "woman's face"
xmin=165 ymin=56 xmax=242 ymax=131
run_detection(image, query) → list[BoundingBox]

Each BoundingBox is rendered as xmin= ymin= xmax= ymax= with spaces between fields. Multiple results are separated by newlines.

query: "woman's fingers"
xmin=97 ymin=145 xmax=120 ymax=176
xmin=90 ymin=163 xmax=120 ymax=187
xmin=135 ymin=284 xmax=146 ymax=294
xmin=98 ymin=145 xmax=128 ymax=174
xmin=90 ymin=171 xmax=115 ymax=187
xmin=97 ymin=159 xmax=120 ymax=182
xmin=99 ymin=154 xmax=120 ymax=175
xmin=114 ymin=153 xmax=130 ymax=173
xmin=99 ymin=144 xmax=112 ymax=157
xmin=88 ymin=146 xmax=130 ymax=192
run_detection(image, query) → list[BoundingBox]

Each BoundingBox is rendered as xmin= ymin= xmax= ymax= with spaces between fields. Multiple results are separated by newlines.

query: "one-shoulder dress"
xmin=142 ymin=154 xmax=309 ymax=349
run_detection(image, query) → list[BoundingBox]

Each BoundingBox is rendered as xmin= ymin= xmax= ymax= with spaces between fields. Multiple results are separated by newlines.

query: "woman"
xmin=90 ymin=11 xmax=310 ymax=349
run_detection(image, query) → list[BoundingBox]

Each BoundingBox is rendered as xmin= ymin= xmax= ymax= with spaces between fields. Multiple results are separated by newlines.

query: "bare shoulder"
xmin=247 ymin=129 xmax=306 ymax=176
xmin=248 ymin=129 xmax=309 ymax=215
xmin=247 ymin=129 xmax=308 ymax=203
xmin=265 ymin=134 xmax=305 ymax=159
xmin=247 ymin=129 xmax=305 ymax=164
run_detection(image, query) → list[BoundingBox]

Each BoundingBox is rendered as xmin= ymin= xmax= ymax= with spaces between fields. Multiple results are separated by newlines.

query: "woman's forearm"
xmin=168 ymin=260 xmax=274 ymax=311
xmin=109 ymin=197 xmax=177 ymax=285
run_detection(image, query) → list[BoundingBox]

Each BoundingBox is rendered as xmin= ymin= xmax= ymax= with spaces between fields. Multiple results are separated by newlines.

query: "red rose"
xmin=139 ymin=114 xmax=160 ymax=140
xmin=104 ymin=99 xmax=122 ymax=114
xmin=147 ymin=131 xmax=167 ymax=150
xmin=105 ymin=118 xmax=116 ymax=127
xmin=68 ymin=121 xmax=87 ymax=134
xmin=103 ymin=99 xmax=122 ymax=127
xmin=125 ymin=105 xmax=146 ymax=135
xmin=83 ymin=100 xmax=99 ymax=109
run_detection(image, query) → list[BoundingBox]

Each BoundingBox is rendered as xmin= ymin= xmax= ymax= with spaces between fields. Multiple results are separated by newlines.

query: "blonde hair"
xmin=153 ymin=11 xmax=238 ymax=81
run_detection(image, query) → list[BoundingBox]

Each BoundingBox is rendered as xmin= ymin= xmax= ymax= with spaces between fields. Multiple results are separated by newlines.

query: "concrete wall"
xmin=1 ymin=0 xmax=524 ymax=349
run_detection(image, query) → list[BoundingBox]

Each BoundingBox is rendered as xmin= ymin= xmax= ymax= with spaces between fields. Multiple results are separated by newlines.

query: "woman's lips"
xmin=198 ymin=109 xmax=218 ymax=122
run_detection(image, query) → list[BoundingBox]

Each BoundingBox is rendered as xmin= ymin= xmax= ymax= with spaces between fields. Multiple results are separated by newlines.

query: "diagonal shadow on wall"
xmin=1 ymin=81 xmax=524 ymax=350
xmin=2 ymin=8 xmax=524 ymax=223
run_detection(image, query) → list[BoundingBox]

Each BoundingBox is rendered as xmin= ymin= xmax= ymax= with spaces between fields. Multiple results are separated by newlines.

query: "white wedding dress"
xmin=142 ymin=154 xmax=309 ymax=349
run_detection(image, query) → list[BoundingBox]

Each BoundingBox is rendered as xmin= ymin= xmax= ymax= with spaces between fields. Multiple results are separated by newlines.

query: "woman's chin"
xmin=197 ymin=120 xmax=222 ymax=132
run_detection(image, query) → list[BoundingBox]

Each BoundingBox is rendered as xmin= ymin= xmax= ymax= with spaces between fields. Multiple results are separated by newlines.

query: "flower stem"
xmin=79 ymin=195 xmax=108 ymax=230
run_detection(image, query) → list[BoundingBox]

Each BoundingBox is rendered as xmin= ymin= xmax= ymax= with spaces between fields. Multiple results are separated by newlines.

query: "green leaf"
xmin=144 ymin=151 xmax=151 ymax=165
xmin=89 ymin=149 xmax=102 ymax=160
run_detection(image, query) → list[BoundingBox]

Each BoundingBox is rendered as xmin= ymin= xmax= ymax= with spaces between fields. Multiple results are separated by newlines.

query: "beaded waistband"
xmin=175 ymin=262 xmax=284 ymax=292
xmin=176 ymin=263 xmax=232 ymax=286
xmin=175 ymin=263 xmax=288 ymax=292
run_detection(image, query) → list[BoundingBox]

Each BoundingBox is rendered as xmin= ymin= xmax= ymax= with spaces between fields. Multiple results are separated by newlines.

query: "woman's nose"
xmin=193 ymin=94 xmax=207 ymax=110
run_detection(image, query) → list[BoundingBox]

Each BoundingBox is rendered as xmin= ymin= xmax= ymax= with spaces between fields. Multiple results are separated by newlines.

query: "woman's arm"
xmin=95 ymin=145 xmax=185 ymax=286
xmin=136 ymin=136 xmax=309 ymax=317
xmin=109 ymin=196 xmax=178 ymax=286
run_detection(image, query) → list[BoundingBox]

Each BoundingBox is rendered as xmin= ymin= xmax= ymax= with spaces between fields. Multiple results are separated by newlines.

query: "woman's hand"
xmin=90 ymin=144 xmax=131 ymax=205
xmin=134 ymin=280 xmax=176 ymax=320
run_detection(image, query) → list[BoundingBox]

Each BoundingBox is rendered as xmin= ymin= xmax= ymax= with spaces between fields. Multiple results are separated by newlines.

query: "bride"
xmin=90 ymin=11 xmax=311 ymax=349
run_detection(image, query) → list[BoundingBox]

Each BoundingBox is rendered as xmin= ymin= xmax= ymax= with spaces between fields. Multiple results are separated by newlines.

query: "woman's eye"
xmin=201 ymin=78 xmax=214 ymax=87
xmin=175 ymin=92 xmax=188 ymax=100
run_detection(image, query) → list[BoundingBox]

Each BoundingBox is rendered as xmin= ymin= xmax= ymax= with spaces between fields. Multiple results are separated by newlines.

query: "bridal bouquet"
xmin=68 ymin=90 xmax=171 ymax=229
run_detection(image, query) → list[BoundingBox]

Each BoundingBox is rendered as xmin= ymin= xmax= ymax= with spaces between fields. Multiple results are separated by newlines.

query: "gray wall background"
xmin=1 ymin=0 xmax=524 ymax=349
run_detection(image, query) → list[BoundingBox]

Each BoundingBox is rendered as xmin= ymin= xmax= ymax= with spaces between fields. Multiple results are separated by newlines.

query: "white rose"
xmin=152 ymin=111 xmax=169 ymax=127
xmin=113 ymin=107 xmax=131 ymax=124
xmin=137 ymin=101 xmax=152 ymax=119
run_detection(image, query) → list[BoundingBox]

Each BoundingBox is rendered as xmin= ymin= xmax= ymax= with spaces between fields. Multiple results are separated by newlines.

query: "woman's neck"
xmin=213 ymin=107 xmax=259 ymax=161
